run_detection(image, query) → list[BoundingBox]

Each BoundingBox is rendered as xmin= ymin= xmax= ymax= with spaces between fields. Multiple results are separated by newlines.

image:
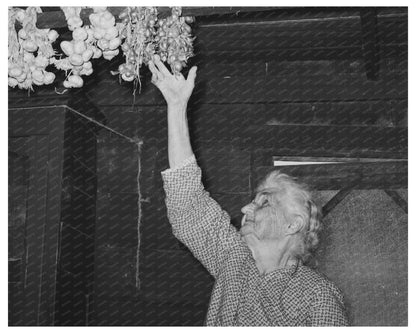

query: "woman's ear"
xmin=286 ymin=215 xmax=304 ymax=235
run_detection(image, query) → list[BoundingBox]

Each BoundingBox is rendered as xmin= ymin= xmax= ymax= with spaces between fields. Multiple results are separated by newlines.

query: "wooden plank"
xmin=8 ymin=150 xmax=29 ymax=325
xmin=188 ymin=101 xmax=399 ymax=128
xmin=35 ymin=7 xmax=407 ymax=30
xmin=253 ymin=161 xmax=407 ymax=190
xmin=54 ymin=269 xmax=88 ymax=325
xmin=197 ymin=47 xmax=364 ymax=62
xmin=384 ymin=190 xmax=407 ymax=213
xmin=96 ymin=105 xmax=166 ymax=139
xmin=94 ymin=245 xmax=137 ymax=299
xmin=322 ymin=188 xmax=353 ymax=217
xmin=95 ymin=192 xmax=139 ymax=248
xmin=85 ymin=71 xmax=407 ymax=106
xmin=58 ymin=223 xmax=95 ymax=277
xmin=135 ymin=122 xmax=406 ymax=160
xmin=96 ymin=136 xmax=139 ymax=194
xmin=194 ymin=60 xmax=367 ymax=77
xmin=192 ymin=125 xmax=407 ymax=158
xmin=377 ymin=18 xmax=407 ymax=45
xmin=194 ymin=59 xmax=367 ymax=77
xmin=38 ymin=108 xmax=66 ymax=325
xmin=141 ymin=249 xmax=213 ymax=301
xmin=194 ymin=146 xmax=251 ymax=193
xmin=36 ymin=7 xmax=281 ymax=29
xmin=10 ymin=136 xmax=49 ymax=325
xmin=195 ymin=27 xmax=362 ymax=50
xmin=8 ymin=88 xmax=70 ymax=108
xmin=196 ymin=44 xmax=406 ymax=62
xmin=200 ymin=73 xmax=406 ymax=103
xmin=139 ymin=138 xmax=166 ymax=199
xmin=9 ymin=108 xmax=68 ymax=325
xmin=9 ymin=107 xmax=65 ymax=136
xmin=360 ymin=8 xmax=381 ymax=80
xmin=390 ymin=100 xmax=407 ymax=127
xmin=233 ymin=74 xmax=406 ymax=102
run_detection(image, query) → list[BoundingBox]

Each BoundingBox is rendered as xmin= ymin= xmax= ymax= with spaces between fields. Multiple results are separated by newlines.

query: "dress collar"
xmin=262 ymin=259 xmax=301 ymax=282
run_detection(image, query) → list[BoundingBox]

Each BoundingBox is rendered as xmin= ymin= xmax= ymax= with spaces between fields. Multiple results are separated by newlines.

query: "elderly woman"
xmin=149 ymin=55 xmax=349 ymax=326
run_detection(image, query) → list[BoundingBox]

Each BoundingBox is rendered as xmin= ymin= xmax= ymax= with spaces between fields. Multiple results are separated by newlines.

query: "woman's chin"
xmin=241 ymin=231 xmax=259 ymax=244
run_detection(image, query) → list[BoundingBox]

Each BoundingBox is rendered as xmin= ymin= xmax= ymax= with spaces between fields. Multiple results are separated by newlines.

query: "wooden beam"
xmin=360 ymin=8 xmax=381 ymax=80
xmin=35 ymin=7 xmax=279 ymax=29
xmin=192 ymin=125 xmax=407 ymax=158
xmin=254 ymin=160 xmax=407 ymax=191
xmin=384 ymin=190 xmax=407 ymax=213
xmin=322 ymin=188 xmax=353 ymax=217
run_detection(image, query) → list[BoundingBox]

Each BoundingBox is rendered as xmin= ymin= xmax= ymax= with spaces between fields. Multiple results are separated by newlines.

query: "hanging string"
xmin=10 ymin=105 xmax=138 ymax=144
xmin=65 ymin=105 xmax=138 ymax=144
xmin=136 ymin=139 xmax=143 ymax=290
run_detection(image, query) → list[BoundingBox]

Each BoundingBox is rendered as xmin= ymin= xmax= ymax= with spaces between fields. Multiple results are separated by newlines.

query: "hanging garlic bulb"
xmin=57 ymin=6 xmax=99 ymax=88
xmin=8 ymin=7 xmax=58 ymax=90
xmin=61 ymin=7 xmax=83 ymax=31
xmin=89 ymin=7 xmax=121 ymax=61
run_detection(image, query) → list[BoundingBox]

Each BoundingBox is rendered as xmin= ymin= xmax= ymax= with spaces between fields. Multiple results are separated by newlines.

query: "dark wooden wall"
xmin=8 ymin=7 xmax=407 ymax=326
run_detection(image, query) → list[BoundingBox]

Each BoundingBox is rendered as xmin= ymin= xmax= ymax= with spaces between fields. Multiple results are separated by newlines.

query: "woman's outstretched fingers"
xmin=148 ymin=60 xmax=158 ymax=76
xmin=149 ymin=60 xmax=164 ymax=85
xmin=153 ymin=54 xmax=172 ymax=76
xmin=187 ymin=66 xmax=198 ymax=84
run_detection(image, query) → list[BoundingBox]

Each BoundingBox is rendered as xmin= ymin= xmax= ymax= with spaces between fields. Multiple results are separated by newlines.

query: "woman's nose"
xmin=241 ymin=202 xmax=257 ymax=215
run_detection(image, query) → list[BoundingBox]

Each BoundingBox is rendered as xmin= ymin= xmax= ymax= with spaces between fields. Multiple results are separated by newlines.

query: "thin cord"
xmin=9 ymin=105 xmax=138 ymax=144
xmin=64 ymin=105 xmax=138 ymax=144
xmin=136 ymin=140 xmax=143 ymax=290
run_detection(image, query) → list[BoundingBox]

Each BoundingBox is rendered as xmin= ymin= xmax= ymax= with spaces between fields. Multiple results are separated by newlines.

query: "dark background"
xmin=8 ymin=7 xmax=407 ymax=326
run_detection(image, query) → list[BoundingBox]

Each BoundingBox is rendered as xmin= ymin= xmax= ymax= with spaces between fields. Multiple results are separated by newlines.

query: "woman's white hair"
xmin=257 ymin=170 xmax=322 ymax=264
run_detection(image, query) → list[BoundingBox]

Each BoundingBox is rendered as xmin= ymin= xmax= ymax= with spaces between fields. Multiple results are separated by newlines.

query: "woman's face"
xmin=240 ymin=188 xmax=289 ymax=241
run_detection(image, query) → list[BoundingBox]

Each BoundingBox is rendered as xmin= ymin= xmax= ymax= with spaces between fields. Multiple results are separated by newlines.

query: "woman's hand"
xmin=148 ymin=55 xmax=197 ymax=107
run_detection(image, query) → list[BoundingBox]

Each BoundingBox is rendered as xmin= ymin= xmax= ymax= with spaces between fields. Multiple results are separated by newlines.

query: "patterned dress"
xmin=162 ymin=155 xmax=349 ymax=326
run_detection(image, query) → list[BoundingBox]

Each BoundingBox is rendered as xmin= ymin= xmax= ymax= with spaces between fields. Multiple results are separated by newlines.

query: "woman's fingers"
xmin=148 ymin=60 xmax=159 ymax=76
xmin=153 ymin=54 xmax=172 ymax=76
xmin=186 ymin=66 xmax=197 ymax=84
xmin=148 ymin=60 xmax=163 ymax=85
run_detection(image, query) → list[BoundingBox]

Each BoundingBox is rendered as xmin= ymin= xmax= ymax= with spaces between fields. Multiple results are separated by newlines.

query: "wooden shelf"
xmin=35 ymin=7 xmax=279 ymax=29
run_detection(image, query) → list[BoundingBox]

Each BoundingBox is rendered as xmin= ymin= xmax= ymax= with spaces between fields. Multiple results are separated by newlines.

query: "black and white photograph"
xmin=7 ymin=4 xmax=408 ymax=327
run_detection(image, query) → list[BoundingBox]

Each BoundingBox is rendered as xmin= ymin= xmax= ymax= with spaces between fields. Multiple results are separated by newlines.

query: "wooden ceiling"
xmin=29 ymin=6 xmax=407 ymax=80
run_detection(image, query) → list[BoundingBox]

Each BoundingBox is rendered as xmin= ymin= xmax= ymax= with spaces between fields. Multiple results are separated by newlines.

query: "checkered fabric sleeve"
xmin=161 ymin=155 xmax=243 ymax=278
xmin=309 ymin=282 xmax=349 ymax=326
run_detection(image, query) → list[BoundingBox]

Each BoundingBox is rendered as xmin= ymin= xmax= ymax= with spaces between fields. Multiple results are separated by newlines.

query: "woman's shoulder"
xmin=295 ymin=264 xmax=343 ymax=295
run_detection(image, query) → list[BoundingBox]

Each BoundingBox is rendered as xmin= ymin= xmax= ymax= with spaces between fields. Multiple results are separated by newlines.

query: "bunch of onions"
xmin=53 ymin=27 xmax=96 ymax=88
xmin=155 ymin=7 xmax=194 ymax=75
xmin=8 ymin=7 xmax=58 ymax=90
xmin=116 ymin=7 xmax=159 ymax=84
xmin=89 ymin=7 xmax=121 ymax=61
xmin=54 ymin=7 xmax=121 ymax=89
xmin=56 ymin=7 xmax=91 ymax=88
xmin=61 ymin=7 xmax=83 ymax=31
xmin=57 ymin=7 xmax=116 ymax=88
